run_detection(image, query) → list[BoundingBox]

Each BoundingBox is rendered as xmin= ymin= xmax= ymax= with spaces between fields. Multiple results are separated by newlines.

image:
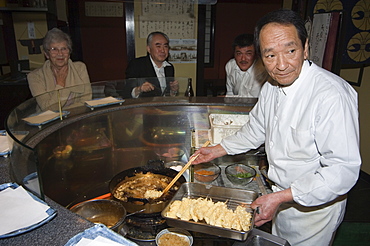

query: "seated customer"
xmin=225 ymin=33 xmax=268 ymax=97
xmin=123 ymin=31 xmax=178 ymax=98
xmin=27 ymin=28 xmax=92 ymax=110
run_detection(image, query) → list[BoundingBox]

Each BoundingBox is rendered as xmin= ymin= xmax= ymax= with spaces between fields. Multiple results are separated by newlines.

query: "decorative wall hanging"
xmin=310 ymin=0 xmax=369 ymax=65
xmin=18 ymin=22 xmax=44 ymax=55
xmin=309 ymin=0 xmax=370 ymax=86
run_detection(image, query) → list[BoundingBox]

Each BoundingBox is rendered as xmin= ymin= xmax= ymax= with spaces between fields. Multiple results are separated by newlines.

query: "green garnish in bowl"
xmin=232 ymin=172 xmax=253 ymax=178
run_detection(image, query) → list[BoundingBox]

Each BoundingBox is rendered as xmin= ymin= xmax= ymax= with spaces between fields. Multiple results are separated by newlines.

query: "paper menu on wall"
xmin=139 ymin=18 xmax=196 ymax=39
xmin=139 ymin=0 xmax=196 ymax=39
xmin=309 ymin=13 xmax=331 ymax=68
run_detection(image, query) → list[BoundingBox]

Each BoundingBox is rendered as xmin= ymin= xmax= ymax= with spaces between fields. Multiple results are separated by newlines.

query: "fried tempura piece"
xmin=165 ymin=197 xmax=252 ymax=232
xmin=176 ymin=197 xmax=192 ymax=221
xmin=166 ymin=200 xmax=182 ymax=218
xmin=189 ymin=198 xmax=202 ymax=222
xmin=235 ymin=205 xmax=252 ymax=231
xmin=208 ymin=202 xmax=228 ymax=226
xmin=194 ymin=198 xmax=213 ymax=221
xmin=144 ymin=189 xmax=163 ymax=199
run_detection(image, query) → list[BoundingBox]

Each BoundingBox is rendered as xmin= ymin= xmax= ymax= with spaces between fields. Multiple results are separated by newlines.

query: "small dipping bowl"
xmin=193 ymin=162 xmax=221 ymax=183
xmin=70 ymin=199 xmax=126 ymax=231
xmin=225 ymin=163 xmax=256 ymax=186
xmin=156 ymin=227 xmax=193 ymax=246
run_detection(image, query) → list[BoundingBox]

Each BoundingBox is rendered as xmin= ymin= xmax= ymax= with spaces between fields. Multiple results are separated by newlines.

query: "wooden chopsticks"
xmin=162 ymin=140 xmax=211 ymax=195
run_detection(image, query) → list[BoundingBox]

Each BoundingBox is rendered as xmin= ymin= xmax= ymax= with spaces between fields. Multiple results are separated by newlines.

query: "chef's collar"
xmin=149 ymin=56 xmax=171 ymax=69
xmin=277 ymin=60 xmax=310 ymax=96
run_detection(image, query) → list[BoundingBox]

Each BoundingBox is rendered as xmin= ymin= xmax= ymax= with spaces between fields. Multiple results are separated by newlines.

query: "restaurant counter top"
xmin=0 ymin=156 xmax=94 ymax=245
xmin=1 ymin=155 xmax=273 ymax=246
xmin=1 ymin=95 xmax=270 ymax=245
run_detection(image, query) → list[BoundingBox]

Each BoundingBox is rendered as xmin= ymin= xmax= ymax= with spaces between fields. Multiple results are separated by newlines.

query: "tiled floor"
xmin=332 ymin=171 xmax=370 ymax=245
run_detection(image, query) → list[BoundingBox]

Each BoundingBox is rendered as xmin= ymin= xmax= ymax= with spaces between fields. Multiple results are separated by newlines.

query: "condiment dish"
xmin=193 ymin=162 xmax=221 ymax=183
xmin=225 ymin=163 xmax=256 ymax=186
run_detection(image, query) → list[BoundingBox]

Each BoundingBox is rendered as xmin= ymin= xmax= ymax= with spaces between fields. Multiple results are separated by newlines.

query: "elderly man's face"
xmin=147 ymin=34 xmax=169 ymax=67
xmin=234 ymin=45 xmax=256 ymax=71
xmin=259 ymin=23 xmax=308 ymax=86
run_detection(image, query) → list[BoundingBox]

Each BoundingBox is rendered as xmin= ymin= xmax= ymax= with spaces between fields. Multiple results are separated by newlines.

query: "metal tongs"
xmin=161 ymin=140 xmax=211 ymax=196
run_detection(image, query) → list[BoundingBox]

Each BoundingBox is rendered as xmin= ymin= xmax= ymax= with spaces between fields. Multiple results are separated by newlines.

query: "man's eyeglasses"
xmin=48 ymin=47 xmax=69 ymax=54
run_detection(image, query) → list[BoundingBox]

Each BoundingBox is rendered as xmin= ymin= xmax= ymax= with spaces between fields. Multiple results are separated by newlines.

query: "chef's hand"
xmin=191 ymin=144 xmax=227 ymax=164
xmin=251 ymin=188 xmax=293 ymax=227
xmin=135 ymin=82 xmax=155 ymax=96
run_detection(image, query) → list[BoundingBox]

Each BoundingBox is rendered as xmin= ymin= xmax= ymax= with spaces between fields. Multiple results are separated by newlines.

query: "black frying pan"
xmin=109 ymin=160 xmax=186 ymax=214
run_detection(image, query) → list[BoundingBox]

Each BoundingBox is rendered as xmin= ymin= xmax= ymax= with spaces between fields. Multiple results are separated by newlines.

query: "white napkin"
xmin=23 ymin=110 xmax=60 ymax=124
xmin=0 ymin=186 xmax=50 ymax=236
xmin=75 ymin=236 xmax=125 ymax=246
xmin=0 ymin=134 xmax=9 ymax=154
xmin=85 ymin=97 xmax=122 ymax=107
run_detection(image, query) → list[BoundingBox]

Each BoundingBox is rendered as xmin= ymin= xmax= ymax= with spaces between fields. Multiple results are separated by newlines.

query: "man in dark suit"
xmin=124 ymin=31 xmax=178 ymax=98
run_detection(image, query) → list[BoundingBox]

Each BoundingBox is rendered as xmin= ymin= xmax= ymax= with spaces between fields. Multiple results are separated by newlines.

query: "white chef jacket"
xmin=225 ymin=58 xmax=266 ymax=97
xmin=221 ymin=60 xmax=361 ymax=245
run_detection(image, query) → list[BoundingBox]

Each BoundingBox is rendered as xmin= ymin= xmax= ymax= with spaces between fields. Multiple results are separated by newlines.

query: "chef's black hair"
xmin=254 ymin=8 xmax=308 ymax=57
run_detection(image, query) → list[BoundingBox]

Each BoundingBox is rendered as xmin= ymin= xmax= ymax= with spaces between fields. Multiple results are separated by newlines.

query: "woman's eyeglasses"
xmin=48 ymin=47 xmax=69 ymax=54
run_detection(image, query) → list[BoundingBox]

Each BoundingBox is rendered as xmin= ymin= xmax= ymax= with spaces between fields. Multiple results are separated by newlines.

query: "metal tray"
xmin=161 ymin=182 xmax=258 ymax=241
xmin=233 ymin=228 xmax=291 ymax=246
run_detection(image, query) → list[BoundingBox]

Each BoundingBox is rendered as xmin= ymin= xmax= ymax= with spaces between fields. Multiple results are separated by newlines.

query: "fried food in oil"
xmin=113 ymin=172 xmax=176 ymax=201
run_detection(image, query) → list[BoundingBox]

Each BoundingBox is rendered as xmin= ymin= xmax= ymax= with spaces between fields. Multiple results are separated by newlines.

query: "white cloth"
xmin=0 ymin=186 xmax=50 ymax=236
xmin=225 ymin=58 xmax=266 ymax=97
xmin=221 ymin=60 xmax=361 ymax=245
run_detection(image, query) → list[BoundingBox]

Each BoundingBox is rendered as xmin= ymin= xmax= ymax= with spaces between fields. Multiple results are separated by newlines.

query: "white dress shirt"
xmin=225 ymin=58 xmax=266 ymax=97
xmin=221 ymin=60 xmax=361 ymax=245
xmin=131 ymin=57 xmax=172 ymax=98
xmin=150 ymin=56 xmax=171 ymax=93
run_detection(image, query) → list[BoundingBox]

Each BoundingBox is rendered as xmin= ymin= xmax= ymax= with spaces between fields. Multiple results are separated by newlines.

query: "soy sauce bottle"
xmin=185 ymin=78 xmax=194 ymax=97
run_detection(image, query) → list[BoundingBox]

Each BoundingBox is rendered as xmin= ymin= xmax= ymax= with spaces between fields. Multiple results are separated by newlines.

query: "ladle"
xmin=161 ymin=140 xmax=211 ymax=195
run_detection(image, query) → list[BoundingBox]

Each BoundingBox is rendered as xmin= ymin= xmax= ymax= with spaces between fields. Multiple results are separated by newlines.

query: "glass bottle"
xmin=184 ymin=78 xmax=194 ymax=97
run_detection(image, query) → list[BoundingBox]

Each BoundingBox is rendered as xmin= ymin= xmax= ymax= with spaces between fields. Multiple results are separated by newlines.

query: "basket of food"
xmin=209 ymin=114 xmax=249 ymax=144
xmin=162 ymin=182 xmax=258 ymax=241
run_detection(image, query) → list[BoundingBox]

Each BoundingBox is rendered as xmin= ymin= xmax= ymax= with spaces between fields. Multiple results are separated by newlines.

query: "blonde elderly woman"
xmin=27 ymin=28 xmax=92 ymax=110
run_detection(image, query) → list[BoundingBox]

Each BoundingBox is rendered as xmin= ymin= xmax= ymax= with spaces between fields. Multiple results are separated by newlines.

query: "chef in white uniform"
xmin=225 ymin=33 xmax=268 ymax=97
xmin=192 ymin=9 xmax=361 ymax=246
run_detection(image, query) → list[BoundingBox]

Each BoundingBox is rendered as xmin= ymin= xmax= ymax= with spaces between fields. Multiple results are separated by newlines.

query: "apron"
xmin=271 ymin=185 xmax=346 ymax=246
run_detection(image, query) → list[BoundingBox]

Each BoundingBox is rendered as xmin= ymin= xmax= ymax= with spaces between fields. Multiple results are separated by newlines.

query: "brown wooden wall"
xmin=68 ymin=0 xmax=282 ymax=84
xmin=71 ymin=0 xmax=128 ymax=82
xmin=204 ymin=1 xmax=283 ymax=82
